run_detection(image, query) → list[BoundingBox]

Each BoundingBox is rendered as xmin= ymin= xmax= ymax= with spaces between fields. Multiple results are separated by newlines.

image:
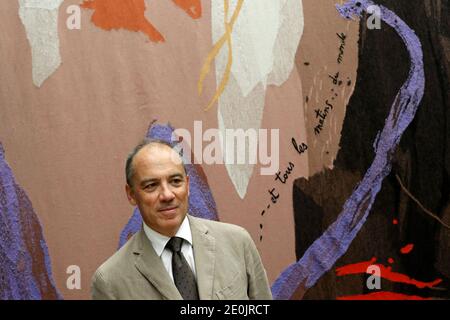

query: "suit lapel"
xmin=189 ymin=216 xmax=216 ymax=300
xmin=133 ymin=229 xmax=182 ymax=300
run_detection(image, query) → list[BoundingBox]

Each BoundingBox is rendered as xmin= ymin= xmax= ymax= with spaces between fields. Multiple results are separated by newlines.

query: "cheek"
xmin=139 ymin=194 xmax=158 ymax=208
xmin=180 ymin=191 xmax=190 ymax=204
xmin=177 ymin=188 xmax=188 ymax=198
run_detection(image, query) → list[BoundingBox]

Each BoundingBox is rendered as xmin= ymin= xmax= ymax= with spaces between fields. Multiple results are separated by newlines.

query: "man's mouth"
xmin=158 ymin=206 xmax=178 ymax=212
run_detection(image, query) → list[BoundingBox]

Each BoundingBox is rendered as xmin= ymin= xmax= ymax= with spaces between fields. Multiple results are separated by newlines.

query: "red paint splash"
xmin=172 ymin=0 xmax=202 ymax=19
xmin=337 ymin=291 xmax=431 ymax=300
xmin=81 ymin=0 xmax=202 ymax=43
xmin=336 ymin=257 xmax=377 ymax=276
xmin=388 ymin=258 xmax=394 ymax=264
xmin=393 ymin=219 xmax=398 ymax=225
xmin=401 ymin=244 xmax=414 ymax=254
xmin=336 ymin=258 xmax=442 ymax=289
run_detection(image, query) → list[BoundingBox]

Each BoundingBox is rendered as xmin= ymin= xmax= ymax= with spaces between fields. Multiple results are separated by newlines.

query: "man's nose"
xmin=159 ymin=183 xmax=175 ymax=201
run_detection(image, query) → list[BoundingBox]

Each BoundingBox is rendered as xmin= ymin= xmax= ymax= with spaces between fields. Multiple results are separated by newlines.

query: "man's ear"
xmin=125 ymin=184 xmax=137 ymax=206
xmin=186 ymin=175 xmax=190 ymax=197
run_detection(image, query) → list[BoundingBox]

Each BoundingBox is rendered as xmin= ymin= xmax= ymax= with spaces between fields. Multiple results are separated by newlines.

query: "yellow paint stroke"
xmin=198 ymin=0 xmax=244 ymax=111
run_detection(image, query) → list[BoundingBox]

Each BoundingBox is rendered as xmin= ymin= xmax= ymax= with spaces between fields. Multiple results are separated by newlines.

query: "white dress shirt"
xmin=143 ymin=216 xmax=197 ymax=282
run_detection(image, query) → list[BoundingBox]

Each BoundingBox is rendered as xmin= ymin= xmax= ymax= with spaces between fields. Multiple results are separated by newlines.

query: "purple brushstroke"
xmin=272 ymin=0 xmax=425 ymax=299
xmin=0 ymin=143 xmax=61 ymax=299
xmin=119 ymin=123 xmax=219 ymax=247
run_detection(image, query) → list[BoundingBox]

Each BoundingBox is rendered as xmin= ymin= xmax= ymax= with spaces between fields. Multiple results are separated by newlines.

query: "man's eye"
xmin=172 ymin=179 xmax=182 ymax=185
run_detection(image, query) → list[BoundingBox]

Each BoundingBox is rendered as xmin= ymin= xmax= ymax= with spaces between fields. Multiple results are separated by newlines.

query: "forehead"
xmin=132 ymin=144 xmax=185 ymax=177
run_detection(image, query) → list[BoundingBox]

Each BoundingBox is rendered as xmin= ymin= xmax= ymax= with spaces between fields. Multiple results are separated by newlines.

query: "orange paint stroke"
xmin=336 ymin=258 xmax=442 ymax=289
xmin=172 ymin=0 xmax=202 ymax=19
xmin=337 ymin=291 xmax=431 ymax=300
xmin=81 ymin=0 xmax=165 ymax=43
xmin=401 ymin=243 xmax=414 ymax=254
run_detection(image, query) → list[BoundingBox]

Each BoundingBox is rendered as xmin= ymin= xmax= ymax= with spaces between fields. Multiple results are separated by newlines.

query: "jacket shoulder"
xmin=92 ymin=232 xmax=139 ymax=282
xmin=190 ymin=216 xmax=252 ymax=243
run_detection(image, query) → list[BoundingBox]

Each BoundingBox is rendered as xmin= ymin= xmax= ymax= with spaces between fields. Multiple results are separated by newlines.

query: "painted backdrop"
xmin=0 ymin=0 xmax=448 ymax=299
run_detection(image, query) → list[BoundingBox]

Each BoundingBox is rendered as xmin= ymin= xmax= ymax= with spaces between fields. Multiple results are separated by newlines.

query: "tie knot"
xmin=166 ymin=237 xmax=183 ymax=253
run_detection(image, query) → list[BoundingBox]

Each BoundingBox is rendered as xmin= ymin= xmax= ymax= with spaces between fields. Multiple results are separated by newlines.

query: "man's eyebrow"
xmin=169 ymin=173 xmax=185 ymax=179
xmin=139 ymin=178 xmax=159 ymax=186
xmin=139 ymin=174 xmax=185 ymax=186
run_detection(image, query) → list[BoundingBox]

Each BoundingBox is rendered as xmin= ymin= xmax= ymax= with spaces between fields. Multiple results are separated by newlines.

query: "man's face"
xmin=125 ymin=144 xmax=189 ymax=237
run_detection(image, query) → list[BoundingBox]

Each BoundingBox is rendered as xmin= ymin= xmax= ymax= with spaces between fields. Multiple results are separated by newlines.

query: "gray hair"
xmin=125 ymin=138 xmax=186 ymax=187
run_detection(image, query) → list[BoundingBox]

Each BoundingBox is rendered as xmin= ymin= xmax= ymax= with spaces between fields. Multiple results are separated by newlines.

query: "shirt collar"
xmin=143 ymin=215 xmax=193 ymax=257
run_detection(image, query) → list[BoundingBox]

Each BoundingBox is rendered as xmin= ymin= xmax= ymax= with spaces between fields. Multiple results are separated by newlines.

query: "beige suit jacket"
xmin=91 ymin=215 xmax=273 ymax=300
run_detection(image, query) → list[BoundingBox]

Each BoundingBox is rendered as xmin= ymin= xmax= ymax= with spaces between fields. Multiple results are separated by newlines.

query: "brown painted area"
xmin=436 ymin=203 xmax=450 ymax=278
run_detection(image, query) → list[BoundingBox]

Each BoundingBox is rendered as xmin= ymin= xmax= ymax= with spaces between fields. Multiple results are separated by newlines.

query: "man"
xmin=91 ymin=139 xmax=273 ymax=300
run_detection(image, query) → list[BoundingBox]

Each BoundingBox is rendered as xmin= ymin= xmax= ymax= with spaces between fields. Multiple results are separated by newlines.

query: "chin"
xmin=161 ymin=215 xmax=183 ymax=228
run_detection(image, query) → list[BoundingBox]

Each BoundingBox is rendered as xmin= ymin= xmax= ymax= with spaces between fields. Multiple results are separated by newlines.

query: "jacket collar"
xmin=132 ymin=228 xmax=182 ymax=300
xmin=188 ymin=215 xmax=216 ymax=300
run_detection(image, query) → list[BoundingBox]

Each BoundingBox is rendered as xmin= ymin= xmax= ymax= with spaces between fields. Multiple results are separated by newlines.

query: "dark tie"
xmin=166 ymin=237 xmax=199 ymax=300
